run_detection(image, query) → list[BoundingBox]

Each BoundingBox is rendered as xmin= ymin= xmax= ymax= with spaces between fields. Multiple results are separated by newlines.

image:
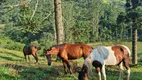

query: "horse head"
xmin=44 ymin=46 xmax=60 ymax=66
xmin=78 ymin=64 xmax=88 ymax=80
xmin=44 ymin=48 xmax=51 ymax=65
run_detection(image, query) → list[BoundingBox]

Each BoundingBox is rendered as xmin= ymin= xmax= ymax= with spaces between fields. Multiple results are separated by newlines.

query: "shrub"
xmin=0 ymin=35 xmax=25 ymax=51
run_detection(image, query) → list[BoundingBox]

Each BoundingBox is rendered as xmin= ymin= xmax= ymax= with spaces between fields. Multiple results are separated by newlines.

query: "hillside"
xmin=0 ymin=42 xmax=142 ymax=80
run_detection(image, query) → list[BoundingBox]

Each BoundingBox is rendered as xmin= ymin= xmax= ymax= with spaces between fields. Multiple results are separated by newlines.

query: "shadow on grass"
xmin=1 ymin=62 xmax=142 ymax=80
xmin=90 ymin=65 xmax=142 ymax=80
xmin=1 ymin=63 xmax=60 ymax=80
xmin=0 ymin=52 xmax=23 ymax=61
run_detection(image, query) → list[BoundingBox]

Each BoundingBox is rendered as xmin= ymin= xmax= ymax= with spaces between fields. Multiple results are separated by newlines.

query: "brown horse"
xmin=44 ymin=43 xmax=93 ymax=74
xmin=23 ymin=45 xmax=41 ymax=63
xmin=78 ymin=45 xmax=131 ymax=80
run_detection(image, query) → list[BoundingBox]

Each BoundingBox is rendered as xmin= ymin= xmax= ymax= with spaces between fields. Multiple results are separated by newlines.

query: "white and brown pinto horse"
xmin=78 ymin=45 xmax=131 ymax=80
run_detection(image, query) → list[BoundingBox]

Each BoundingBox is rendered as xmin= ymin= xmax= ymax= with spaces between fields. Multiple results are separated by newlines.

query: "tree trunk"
xmin=132 ymin=23 xmax=137 ymax=64
xmin=54 ymin=0 xmax=64 ymax=44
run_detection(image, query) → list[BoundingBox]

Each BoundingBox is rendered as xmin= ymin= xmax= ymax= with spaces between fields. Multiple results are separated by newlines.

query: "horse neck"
xmin=55 ymin=44 xmax=65 ymax=49
xmin=85 ymin=49 xmax=105 ymax=67
xmin=84 ymin=53 xmax=93 ymax=73
xmin=55 ymin=44 xmax=66 ymax=55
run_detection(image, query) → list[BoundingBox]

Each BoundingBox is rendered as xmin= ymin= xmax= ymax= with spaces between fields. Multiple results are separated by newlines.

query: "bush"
xmin=0 ymin=35 xmax=25 ymax=51
xmin=39 ymin=32 xmax=56 ymax=49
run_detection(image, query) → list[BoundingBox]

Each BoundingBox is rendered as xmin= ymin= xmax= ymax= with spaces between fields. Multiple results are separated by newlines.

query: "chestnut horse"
xmin=23 ymin=45 xmax=41 ymax=63
xmin=78 ymin=45 xmax=131 ymax=80
xmin=44 ymin=43 xmax=93 ymax=74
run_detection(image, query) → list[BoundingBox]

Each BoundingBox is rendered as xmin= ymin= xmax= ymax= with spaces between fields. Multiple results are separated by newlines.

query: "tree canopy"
xmin=0 ymin=0 xmax=142 ymax=49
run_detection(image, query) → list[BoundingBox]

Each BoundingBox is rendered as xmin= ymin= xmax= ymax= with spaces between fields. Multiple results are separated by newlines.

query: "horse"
xmin=23 ymin=45 xmax=41 ymax=63
xmin=78 ymin=45 xmax=131 ymax=80
xmin=44 ymin=43 xmax=93 ymax=74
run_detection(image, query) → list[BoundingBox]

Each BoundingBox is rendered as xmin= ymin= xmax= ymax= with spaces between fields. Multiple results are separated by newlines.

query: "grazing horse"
xmin=23 ymin=45 xmax=41 ymax=63
xmin=78 ymin=45 xmax=131 ymax=80
xmin=44 ymin=43 xmax=93 ymax=74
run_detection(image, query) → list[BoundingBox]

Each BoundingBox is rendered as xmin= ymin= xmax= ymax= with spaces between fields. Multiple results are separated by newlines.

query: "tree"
xmin=1 ymin=0 xmax=55 ymax=46
xmin=100 ymin=2 xmax=126 ymax=42
xmin=126 ymin=0 xmax=142 ymax=64
xmin=54 ymin=0 xmax=64 ymax=44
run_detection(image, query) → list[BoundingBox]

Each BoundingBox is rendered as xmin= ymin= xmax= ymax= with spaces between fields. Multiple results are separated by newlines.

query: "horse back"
xmin=80 ymin=44 xmax=93 ymax=58
xmin=23 ymin=45 xmax=38 ymax=55
xmin=111 ymin=45 xmax=130 ymax=64
xmin=63 ymin=44 xmax=93 ymax=59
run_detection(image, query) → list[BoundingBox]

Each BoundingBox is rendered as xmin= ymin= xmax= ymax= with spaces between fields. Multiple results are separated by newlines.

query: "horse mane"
xmin=30 ymin=45 xmax=41 ymax=50
xmin=52 ymin=43 xmax=66 ymax=49
xmin=84 ymin=53 xmax=93 ymax=74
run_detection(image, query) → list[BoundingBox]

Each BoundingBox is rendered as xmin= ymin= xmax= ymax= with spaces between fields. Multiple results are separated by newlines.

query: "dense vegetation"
xmin=0 ymin=0 xmax=142 ymax=51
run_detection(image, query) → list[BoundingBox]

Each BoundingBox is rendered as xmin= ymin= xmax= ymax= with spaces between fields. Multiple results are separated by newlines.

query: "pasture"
xmin=0 ymin=42 xmax=142 ymax=80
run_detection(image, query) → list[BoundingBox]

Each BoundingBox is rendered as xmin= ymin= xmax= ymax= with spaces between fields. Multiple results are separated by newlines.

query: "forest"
xmin=0 ymin=0 xmax=141 ymax=50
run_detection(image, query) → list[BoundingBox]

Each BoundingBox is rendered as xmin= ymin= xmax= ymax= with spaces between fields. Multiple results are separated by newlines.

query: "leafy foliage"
xmin=0 ymin=0 xmax=142 ymax=48
xmin=0 ymin=34 xmax=25 ymax=51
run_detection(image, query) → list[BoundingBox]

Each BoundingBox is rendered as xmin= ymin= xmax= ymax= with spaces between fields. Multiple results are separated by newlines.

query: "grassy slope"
xmin=0 ymin=42 xmax=142 ymax=80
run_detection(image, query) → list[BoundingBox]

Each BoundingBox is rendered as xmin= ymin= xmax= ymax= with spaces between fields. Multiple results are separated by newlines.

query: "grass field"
xmin=0 ymin=42 xmax=142 ymax=80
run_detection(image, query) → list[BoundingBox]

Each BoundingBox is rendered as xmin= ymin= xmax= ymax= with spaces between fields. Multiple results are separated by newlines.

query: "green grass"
xmin=0 ymin=42 xmax=142 ymax=80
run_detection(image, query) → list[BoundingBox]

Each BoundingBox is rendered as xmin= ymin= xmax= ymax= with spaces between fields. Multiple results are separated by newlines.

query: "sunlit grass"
xmin=0 ymin=42 xmax=142 ymax=80
xmin=0 ymin=65 xmax=21 ymax=80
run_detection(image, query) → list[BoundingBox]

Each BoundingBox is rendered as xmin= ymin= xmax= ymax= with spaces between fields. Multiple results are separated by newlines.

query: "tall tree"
xmin=126 ymin=0 xmax=142 ymax=64
xmin=54 ymin=0 xmax=64 ymax=44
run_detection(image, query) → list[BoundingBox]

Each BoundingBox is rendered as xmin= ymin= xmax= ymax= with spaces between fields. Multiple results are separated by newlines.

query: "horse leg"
xmin=101 ymin=65 xmax=106 ymax=80
xmin=24 ymin=54 xmax=27 ymax=62
xmin=123 ymin=58 xmax=130 ymax=80
xmin=32 ymin=53 xmax=38 ymax=64
xmin=119 ymin=62 xmax=124 ymax=80
xmin=63 ymin=60 xmax=72 ymax=74
xmin=28 ymin=55 xmax=30 ymax=62
xmin=55 ymin=56 xmax=60 ymax=62
xmin=96 ymin=67 xmax=101 ymax=80
xmin=63 ymin=61 xmax=68 ymax=74
xmin=92 ymin=60 xmax=103 ymax=80
xmin=35 ymin=53 xmax=38 ymax=63
xmin=66 ymin=61 xmax=72 ymax=74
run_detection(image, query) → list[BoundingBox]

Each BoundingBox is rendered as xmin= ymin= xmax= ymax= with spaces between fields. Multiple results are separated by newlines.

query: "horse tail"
xmin=121 ymin=45 xmax=131 ymax=56
xmin=23 ymin=46 xmax=27 ymax=52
